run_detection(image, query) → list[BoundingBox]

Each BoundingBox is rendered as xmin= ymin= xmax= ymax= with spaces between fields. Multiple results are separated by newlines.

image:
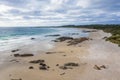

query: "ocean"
xmin=0 ymin=27 xmax=88 ymax=51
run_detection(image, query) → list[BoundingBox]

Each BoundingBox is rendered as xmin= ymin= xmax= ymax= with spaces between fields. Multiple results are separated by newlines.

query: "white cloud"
xmin=76 ymin=0 xmax=91 ymax=8
xmin=0 ymin=0 xmax=119 ymax=27
xmin=0 ymin=4 xmax=13 ymax=14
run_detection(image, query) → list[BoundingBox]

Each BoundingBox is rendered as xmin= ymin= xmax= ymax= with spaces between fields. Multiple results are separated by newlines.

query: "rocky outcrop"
xmin=53 ymin=36 xmax=89 ymax=45
xmin=29 ymin=59 xmax=44 ymax=64
xmin=59 ymin=62 xmax=79 ymax=70
xmin=67 ymin=37 xmax=89 ymax=45
xmin=29 ymin=59 xmax=50 ymax=70
xmin=53 ymin=37 xmax=73 ymax=42
xmin=14 ymin=54 xmax=34 ymax=57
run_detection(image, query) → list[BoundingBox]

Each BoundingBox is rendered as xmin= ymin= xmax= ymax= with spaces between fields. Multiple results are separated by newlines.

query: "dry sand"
xmin=0 ymin=29 xmax=120 ymax=80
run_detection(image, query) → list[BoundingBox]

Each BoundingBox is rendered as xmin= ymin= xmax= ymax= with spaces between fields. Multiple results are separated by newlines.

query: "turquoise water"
xmin=0 ymin=27 xmax=88 ymax=51
xmin=0 ymin=27 xmax=57 ymax=40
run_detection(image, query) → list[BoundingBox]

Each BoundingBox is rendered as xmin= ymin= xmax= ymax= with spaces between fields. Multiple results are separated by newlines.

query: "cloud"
xmin=0 ymin=0 xmax=120 ymax=26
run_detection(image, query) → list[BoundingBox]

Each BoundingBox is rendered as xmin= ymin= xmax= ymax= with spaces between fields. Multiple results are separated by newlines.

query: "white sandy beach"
xmin=0 ymin=29 xmax=120 ymax=80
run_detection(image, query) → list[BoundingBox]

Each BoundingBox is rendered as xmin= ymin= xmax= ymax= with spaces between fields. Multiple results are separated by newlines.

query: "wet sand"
xmin=0 ymin=29 xmax=120 ymax=80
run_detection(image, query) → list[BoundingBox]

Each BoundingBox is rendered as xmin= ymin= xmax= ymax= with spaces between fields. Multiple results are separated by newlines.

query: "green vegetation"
xmin=61 ymin=24 xmax=120 ymax=46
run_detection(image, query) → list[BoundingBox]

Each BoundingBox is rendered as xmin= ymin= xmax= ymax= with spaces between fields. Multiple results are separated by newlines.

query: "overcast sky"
xmin=0 ymin=0 xmax=120 ymax=27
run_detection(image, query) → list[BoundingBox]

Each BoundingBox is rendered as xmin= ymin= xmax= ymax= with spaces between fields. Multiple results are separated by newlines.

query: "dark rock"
xmin=100 ymin=65 xmax=107 ymax=69
xmin=11 ymin=49 xmax=20 ymax=52
xmin=56 ymin=64 xmax=59 ymax=66
xmin=46 ymin=51 xmax=65 ymax=54
xmin=18 ymin=54 xmax=34 ymax=57
xmin=46 ymin=52 xmax=56 ymax=54
xmin=63 ymin=55 xmax=66 ymax=56
xmin=14 ymin=54 xmax=20 ymax=57
xmin=39 ymin=66 xmax=47 ymax=70
xmin=67 ymin=37 xmax=89 ymax=45
xmin=29 ymin=59 xmax=44 ymax=64
xmin=54 ymin=37 xmax=74 ymax=42
xmin=94 ymin=65 xmax=107 ymax=70
xmin=64 ymin=62 xmax=79 ymax=67
xmin=31 ymin=38 xmax=35 ymax=40
xmin=29 ymin=66 xmax=34 ymax=69
xmin=14 ymin=54 xmax=34 ymax=57
xmin=59 ymin=66 xmax=68 ymax=70
xmin=94 ymin=65 xmax=101 ymax=70
xmin=45 ymin=34 xmax=60 ymax=37
xmin=47 ymin=66 xmax=50 ymax=68
xmin=40 ymin=63 xmax=44 ymax=65
xmin=41 ymin=63 xmax=46 ymax=66
xmin=59 ymin=62 xmax=79 ymax=70
xmin=11 ymin=78 xmax=22 ymax=80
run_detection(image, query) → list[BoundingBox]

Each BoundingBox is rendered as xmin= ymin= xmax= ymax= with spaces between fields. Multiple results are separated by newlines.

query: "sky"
xmin=0 ymin=0 xmax=120 ymax=27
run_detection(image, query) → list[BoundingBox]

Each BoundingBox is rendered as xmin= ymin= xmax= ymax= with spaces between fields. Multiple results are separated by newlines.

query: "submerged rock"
xmin=68 ymin=33 xmax=79 ymax=35
xmin=31 ymin=38 xmax=35 ymax=40
xmin=45 ymin=34 xmax=60 ymax=37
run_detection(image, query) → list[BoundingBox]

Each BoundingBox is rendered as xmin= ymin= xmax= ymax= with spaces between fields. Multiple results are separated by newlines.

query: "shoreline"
xmin=0 ymin=28 xmax=120 ymax=80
